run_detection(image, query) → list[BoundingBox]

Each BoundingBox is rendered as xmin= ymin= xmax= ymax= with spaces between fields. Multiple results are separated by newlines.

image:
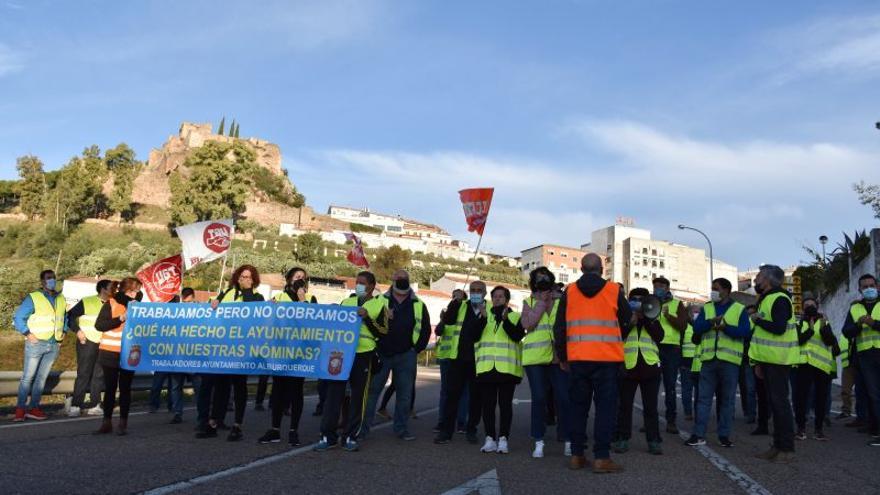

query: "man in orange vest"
xmin=554 ymin=254 xmax=632 ymax=473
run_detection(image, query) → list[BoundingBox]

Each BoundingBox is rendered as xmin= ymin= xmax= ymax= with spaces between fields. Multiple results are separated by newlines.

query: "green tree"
xmin=169 ymin=141 xmax=255 ymax=226
xmin=105 ymin=144 xmax=140 ymax=221
xmin=229 ymin=119 xmax=236 ymax=137
xmin=218 ymin=116 xmax=226 ymax=136
xmin=46 ymin=154 xmax=105 ymax=232
xmin=854 ymin=181 xmax=880 ymax=219
xmin=294 ymin=232 xmax=324 ymax=263
xmin=233 ymin=123 xmax=240 ymax=138
xmin=15 ymin=155 xmax=46 ymax=220
xmin=372 ymin=245 xmax=411 ymax=282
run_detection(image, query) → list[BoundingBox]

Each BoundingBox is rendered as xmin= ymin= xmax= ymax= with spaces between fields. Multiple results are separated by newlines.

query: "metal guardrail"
xmin=0 ymin=371 xmax=263 ymax=398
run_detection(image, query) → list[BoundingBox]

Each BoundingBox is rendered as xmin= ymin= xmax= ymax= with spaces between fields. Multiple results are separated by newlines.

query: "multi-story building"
xmin=520 ymin=244 xmax=594 ymax=284
xmin=583 ymin=221 xmax=738 ymax=301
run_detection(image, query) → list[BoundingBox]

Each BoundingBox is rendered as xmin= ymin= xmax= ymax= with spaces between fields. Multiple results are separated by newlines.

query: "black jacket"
xmin=553 ymin=273 xmax=632 ymax=363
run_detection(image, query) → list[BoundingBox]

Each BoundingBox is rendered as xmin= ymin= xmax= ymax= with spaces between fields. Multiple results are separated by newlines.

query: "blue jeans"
xmin=525 ymin=364 xmax=571 ymax=441
xmin=680 ymin=359 xmax=694 ymax=416
xmin=17 ymin=340 xmax=61 ymax=409
xmin=855 ymin=368 xmax=869 ymax=421
xmin=149 ymin=373 xmax=172 ymax=411
xmin=438 ymin=359 xmax=468 ymax=428
xmin=568 ymin=361 xmax=619 ymax=459
xmin=363 ymin=349 xmax=417 ymax=436
xmin=155 ymin=373 xmax=187 ymax=416
xmin=858 ymin=349 xmax=880 ymax=433
xmin=694 ymin=359 xmax=739 ymax=438
xmin=659 ymin=345 xmax=682 ymax=422
xmin=740 ymin=362 xmax=756 ymax=419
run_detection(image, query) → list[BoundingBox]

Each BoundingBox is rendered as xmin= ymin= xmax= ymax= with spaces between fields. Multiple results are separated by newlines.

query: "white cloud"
xmin=768 ymin=14 xmax=880 ymax=82
xmin=0 ymin=43 xmax=23 ymax=77
xmin=286 ymin=119 xmax=878 ymax=266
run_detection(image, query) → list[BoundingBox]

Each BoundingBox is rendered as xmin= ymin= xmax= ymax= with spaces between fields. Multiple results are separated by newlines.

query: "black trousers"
xmin=615 ymin=373 xmax=661 ymax=443
xmin=321 ymin=352 xmax=373 ymax=443
xmin=212 ymin=374 xmax=247 ymax=425
xmin=441 ymin=359 xmax=482 ymax=437
xmin=72 ymin=340 xmax=103 ymax=408
xmin=271 ymin=376 xmax=305 ymax=431
xmin=102 ymin=365 xmax=134 ymax=420
xmin=196 ymin=374 xmax=215 ymax=428
xmin=794 ymin=364 xmax=831 ymax=431
xmin=763 ymin=364 xmax=795 ymax=452
xmin=481 ymin=381 xmax=516 ymax=440
xmin=316 ymin=379 xmax=328 ymax=411
xmin=755 ymin=372 xmax=770 ymax=428
xmin=256 ymin=375 xmax=270 ymax=406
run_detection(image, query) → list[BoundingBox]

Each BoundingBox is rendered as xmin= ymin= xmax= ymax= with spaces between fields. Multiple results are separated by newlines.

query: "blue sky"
xmin=1 ymin=1 xmax=879 ymax=270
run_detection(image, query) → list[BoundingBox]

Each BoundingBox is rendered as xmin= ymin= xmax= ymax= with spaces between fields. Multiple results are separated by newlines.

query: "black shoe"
xmin=466 ymin=431 xmax=478 ymax=444
xmin=217 ymin=422 xmax=230 ymax=431
xmin=685 ymin=435 xmax=705 ymax=446
xmin=196 ymin=426 xmax=218 ymax=439
xmin=434 ymin=433 xmax=452 ymax=444
xmin=751 ymin=426 xmax=769 ymax=436
xmin=227 ymin=426 xmax=243 ymax=442
xmin=666 ymin=424 xmax=679 ymax=434
xmin=170 ymin=415 xmax=183 ymax=424
xmin=289 ymin=430 xmax=300 ymax=446
xmin=258 ymin=429 xmax=281 ymax=444
xmin=254 ymin=403 xmax=265 ymax=412
xmin=432 ymin=424 xmax=442 ymax=434
xmin=719 ymin=437 xmax=733 ymax=448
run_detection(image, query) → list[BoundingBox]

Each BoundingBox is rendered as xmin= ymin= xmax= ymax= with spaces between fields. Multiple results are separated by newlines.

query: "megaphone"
xmin=640 ymin=295 xmax=662 ymax=321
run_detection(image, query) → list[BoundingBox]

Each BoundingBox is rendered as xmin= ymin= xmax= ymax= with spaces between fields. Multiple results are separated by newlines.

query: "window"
xmin=642 ymin=248 xmax=648 ymax=254
xmin=659 ymin=261 xmax=665 ymax=269
xmin=634 ymin=271 xmax=640 ymax=279
xmin=651 ymin=249 xmax=657 ymax=256
xmin=561 ymin=252 xmax=568 ymax=258
xmin=560 ymin=264 xmax=566 ymax=269
xmin=559 ymin=273 xmax=569 ymax=283
xmin=652 ymin=260 xmax=657 ymax=267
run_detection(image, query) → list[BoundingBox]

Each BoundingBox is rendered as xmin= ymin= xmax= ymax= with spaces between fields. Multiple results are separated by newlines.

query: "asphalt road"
xmin=2 ymin=366 xmax=878 ymax=495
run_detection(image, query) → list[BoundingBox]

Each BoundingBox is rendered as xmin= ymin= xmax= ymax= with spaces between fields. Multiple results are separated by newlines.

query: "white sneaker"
xmin=86 ymin=405 xmax=103 ymax=416
xmin=532 ymin=440 xmax=544 ymax=458
xmin=497 ymin=436 xmax=509 ymax=454
xmin=564 ymin=441 xmax=572 ymax=457
xmin=67 ymin=406 xmax=81 ymax=417
xmin=63 ymin=396 xmax=72 ymax=413
xmin=480 ymin=436 xmax=497 ymax=453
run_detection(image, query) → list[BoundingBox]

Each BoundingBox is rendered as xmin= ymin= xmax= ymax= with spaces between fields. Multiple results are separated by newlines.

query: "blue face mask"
xmin=654 ymin=288 xmax=667 ymax=299
xmin=470 ymin=294 xmax=484 ymax=305
xmin=863 ymin=287 xmax=878 ymax=301
xmin=628 ymin=300 xmax=642 ymax=312
xmin=45 ymin=278 xmax=57 ymax=291
xmin=355 ymin=284 xmax=367 ymax=297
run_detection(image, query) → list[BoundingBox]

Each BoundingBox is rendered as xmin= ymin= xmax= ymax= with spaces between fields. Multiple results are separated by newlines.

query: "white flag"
xmin=175 ymin=219 xmax=234 ymax=270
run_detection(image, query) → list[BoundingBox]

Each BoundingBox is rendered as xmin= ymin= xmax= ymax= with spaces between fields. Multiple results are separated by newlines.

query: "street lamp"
xmin=819 ymin=235 xmax=828 ymax=268
xmin=678 ymin=224 xmax=714 ymax=296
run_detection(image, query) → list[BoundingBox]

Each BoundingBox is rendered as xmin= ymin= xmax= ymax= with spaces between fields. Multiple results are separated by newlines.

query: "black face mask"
xmin=804 ymin=306 xmax=818 ymax=317
xmin=535 ymin=274 xmax=553 ymax=292
xmin=754 ymin=283 xmax=764 ymax=295
xmin=394 ymin=279 xmax=410 ymax=291
xmin=135 ymin=291 xmax=144 ymax=302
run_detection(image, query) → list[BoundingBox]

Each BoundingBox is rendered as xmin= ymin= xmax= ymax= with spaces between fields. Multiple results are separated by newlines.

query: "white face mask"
xmin=710 ymin=290 xmax=722 ymax=303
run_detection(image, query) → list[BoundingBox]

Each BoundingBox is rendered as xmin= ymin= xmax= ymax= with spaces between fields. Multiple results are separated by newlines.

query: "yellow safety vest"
xmin=700 ymin=301 xmax=747 ymax=366
xmin=79 ymin=295 xmax=104 ymax=344
xmin=849 ymin=302 xmax=880 ymax=353
xmin=273 ymin=291 xmax=315 ymax=303
xmin=341 ymin=295 xmax=387 ymax=353
xmin=26 ymin=291 xmax=66 ymax=342
xmin=682 ymin=324 xmax=696 ymax=358
xmin=839 ymin=334 xmax=851 ymax=369
xmin=377 ymin=295 xmax=425 ymax=346
xmin=475 ymin=309 xmax=523 ymax=378
xmin=748 ymin=292 xmax=799 ymax=365
xmin=220 ymin=289 xmax=244 ymax=303
xmin=691 ymin=340 xmax=703 ymax=373
xmin=799 ymin=319 xmax=834 ymax=375
xmin=659 ymin=298 xmax=682 ymax=346
xmin=437 ymin=303 xmax=468 ymax=360
xmin=623 ymin=325 xmax=659 ymax=370
xmin=521 ymin=297 xmax=559 ymax=366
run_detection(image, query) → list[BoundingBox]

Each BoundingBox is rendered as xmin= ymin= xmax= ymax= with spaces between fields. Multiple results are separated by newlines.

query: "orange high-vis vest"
xmin=98 ymin=298 xmax=127 ymax=353
xmin=565 ymin=282 xmax=623 ymax=362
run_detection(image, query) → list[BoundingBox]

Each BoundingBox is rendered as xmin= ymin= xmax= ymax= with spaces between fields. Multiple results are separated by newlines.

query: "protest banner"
xmin=136 ymin=254 xmax=183 ymax=302
xmin=119 ymin=301 xmax=361 ymax=380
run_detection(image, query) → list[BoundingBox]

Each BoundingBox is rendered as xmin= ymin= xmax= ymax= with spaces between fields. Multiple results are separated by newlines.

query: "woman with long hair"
xmin=197 ymin=264 xmax=264 ymax=442
xmin=94 ymin=278 xmax=137 ymax=436
xmin=257 ymin=267 xmax=314 ymax=446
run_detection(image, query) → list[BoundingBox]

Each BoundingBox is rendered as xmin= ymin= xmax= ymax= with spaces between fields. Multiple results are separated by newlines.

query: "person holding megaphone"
xmin=611 ymin=288 xmax=664 ymax=455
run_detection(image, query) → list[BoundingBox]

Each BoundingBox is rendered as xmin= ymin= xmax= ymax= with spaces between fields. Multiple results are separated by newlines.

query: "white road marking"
xmin=141 ymin=406 xmax=440 ymax=495
xmin=440 ymin=469 xmax=501 ymax=495
xmin=633 ymin=403 xmax=772 ymax=495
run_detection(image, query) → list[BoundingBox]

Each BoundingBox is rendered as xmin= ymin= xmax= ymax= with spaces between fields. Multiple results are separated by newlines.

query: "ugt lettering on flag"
xmin=136 ymin=254 xmax=183 ymax=303
xmin=458 ymin=188 xmax=494 ymax=236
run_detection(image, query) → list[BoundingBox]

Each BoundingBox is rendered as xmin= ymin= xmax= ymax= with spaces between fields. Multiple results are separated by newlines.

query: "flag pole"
xmin=462 ymin=229 xmax=486 ymax=289
xmin=216 ymin=251 xmax=228 ymax=294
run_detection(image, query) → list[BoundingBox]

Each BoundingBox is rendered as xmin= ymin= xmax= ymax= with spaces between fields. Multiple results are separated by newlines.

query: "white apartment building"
xmin=520 ymin=244 xmax=593 ymax=284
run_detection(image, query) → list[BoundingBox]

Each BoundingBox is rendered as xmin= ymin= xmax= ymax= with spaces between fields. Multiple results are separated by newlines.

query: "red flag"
xmin=137 ymin=254 xmax=183 ymax=302
xmin=344 ymin=233 xmax=370 ymax=268
xmin=458 ymin=188 xmax=494 ymax=236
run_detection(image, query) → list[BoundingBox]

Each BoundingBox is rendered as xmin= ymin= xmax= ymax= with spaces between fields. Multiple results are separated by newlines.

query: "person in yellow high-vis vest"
xmin=314 ymin=270 xmax=388 ymax=452
xmin=474 ymin=286 xmax=524 ymax=455
xmin=433 ymin=289 xmax=470 ymax=435
xmin=749 ymin=265 xmax=799 ymax=462
xmin=685 ymin=278 xmax=750 ymax=449
xmin=793 ymin=295 xmax=839 ymax=442
xmin=12 ymin=270 xmax=67 ymax=422
xmin=612 ymin=288 xmax=664 ymax=456
xmin=66 ymin=279 xmax=115 ymax=417
xmin=652 ymin=276 xmax=689 ymax=434
xmin=521 ymin=267 xmax=571 ymax=458
xmin=842 ymin=273 xmax=880 ymax=447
